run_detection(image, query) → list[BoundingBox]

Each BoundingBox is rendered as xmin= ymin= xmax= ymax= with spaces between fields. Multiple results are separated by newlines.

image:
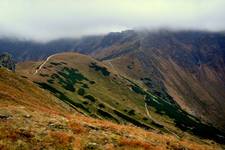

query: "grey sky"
xmin=0 ymin=0 xmax=225 ymax=41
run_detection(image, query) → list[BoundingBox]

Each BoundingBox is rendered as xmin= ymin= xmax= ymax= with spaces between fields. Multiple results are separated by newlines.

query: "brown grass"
xmin=118 ymin=138 xmax=154 ymax=150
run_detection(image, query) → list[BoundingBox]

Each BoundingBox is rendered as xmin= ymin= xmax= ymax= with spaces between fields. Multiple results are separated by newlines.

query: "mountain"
xmin=92 ymin=30 xmax=225 ymax=131
xmin=2 ymin=30 xmax=225 ymax=130
xmin=16 ymin=52 xmax=225 ymax=145
xmin=1 ymin=30 xmax=225 ymax=147
xmin=1 ymin=61 xmax=223 ymax=149
xmin=0 ymin=30 xmax=136 ymax=61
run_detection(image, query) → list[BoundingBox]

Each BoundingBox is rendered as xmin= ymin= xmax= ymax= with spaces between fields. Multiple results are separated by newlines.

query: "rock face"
xmin=0 ymin=53 xmax=16 ymax=72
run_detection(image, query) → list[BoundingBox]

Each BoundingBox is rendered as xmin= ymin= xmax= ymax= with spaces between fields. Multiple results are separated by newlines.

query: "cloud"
xmin=0 ymin=0 xmax=225 ymax=41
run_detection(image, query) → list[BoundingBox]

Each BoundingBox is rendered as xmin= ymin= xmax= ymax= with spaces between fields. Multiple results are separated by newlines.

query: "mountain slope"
xmin=16 ymin=52 xmax=225 ymax=144
xmin=92 ymin=30 xmax=225 ymax=131
xmin=1 ymin=66 xmax=223 ymax=149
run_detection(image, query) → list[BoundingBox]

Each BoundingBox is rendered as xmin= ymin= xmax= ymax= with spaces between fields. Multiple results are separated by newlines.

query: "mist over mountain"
xmin=1 ymin=29 xmax=225 ymax=63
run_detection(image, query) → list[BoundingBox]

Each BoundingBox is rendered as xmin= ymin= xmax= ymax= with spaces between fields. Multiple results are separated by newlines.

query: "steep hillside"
xmin=1 ymin=65 xmax=223 ymax=149
xmin=17 ymin=52 xmax=225 ymax=145
xmin=92 ymin=30 xmax=225 ymax=132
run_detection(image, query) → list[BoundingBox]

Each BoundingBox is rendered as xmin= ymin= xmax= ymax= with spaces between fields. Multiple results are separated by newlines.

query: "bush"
xmin=78 ymin=88 xmax=85 ymax=96
xmin=84 ymin=95 xmax=96 ymax=102
xmin=142 ymin=117 xmax=148 ymax=121
xmin=89 ymin=62 xmax=110 ymax=76
xmin=89 ymin=81 xmax=95 ymax=84
xmin=83 ymin=101 xmax=89 ymax=105
xmin=98 ymin=103 xmax=105 ymax=108
xmin=128 ymin=109 xmax=135 ymax=116
xmin=82 ymin=84 xmax=89 ymax=89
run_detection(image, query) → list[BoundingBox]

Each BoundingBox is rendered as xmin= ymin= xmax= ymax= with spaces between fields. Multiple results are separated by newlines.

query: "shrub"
xmin=89 ymin=81 xmax=95 ymax=84
xmin=143 ymin=117 xmax=148 ymax=121
xmin=84 ymin=95 xmax=96 ymax=102
xmin=78 ymin=88 xmax=85 ymax=96
xmin=98 ymin=103 xmax=105 ymax=108
xmin=40 ymin=73 xmax=49 ymax=77
xmin=128 ymin=109 xmax=135 ymax=116
xmin=82 ymin=84 xmax=89 ymax=89
xmin=83 ymin=101 xmax=89 ymax=105
xmin=50 ymin=62 xmax=61 ymax=66
xmin=89 ymin=62 xmax=110 ymax=76
xmin=131 ymin=85 xmax=145 ymax=95
xmin=47 ymin=79 xmax=54 ymax=84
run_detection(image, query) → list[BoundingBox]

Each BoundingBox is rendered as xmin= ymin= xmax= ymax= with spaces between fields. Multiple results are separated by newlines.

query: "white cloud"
xmin=0 ymin=0 xmax=225 ymax=41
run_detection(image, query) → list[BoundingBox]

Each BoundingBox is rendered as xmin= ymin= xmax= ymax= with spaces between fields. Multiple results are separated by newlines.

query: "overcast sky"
xmin=0 ymin=0 xmax=225 ymax=41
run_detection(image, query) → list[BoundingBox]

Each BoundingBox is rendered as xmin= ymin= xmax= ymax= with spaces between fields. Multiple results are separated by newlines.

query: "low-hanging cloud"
xmin=0 ymin=0 xmax=225 ymax=41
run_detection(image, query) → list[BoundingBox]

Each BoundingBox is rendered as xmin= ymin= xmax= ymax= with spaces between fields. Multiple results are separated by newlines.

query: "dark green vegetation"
xmin=35 ymin=82 xmax=90 ymax=114
xmin=112 ymin=110 xmax=152 ymax=130
xmin=141 ymin=77 xmax=176 ymax=105
xmin=56 ymin=67 xmax=89 ymax=92
xmin=84 ymin=95 xmax=96 ymax=102
xmin=131 ymin=85 xmax=145 ymax=95
xmin=77 ymin=88 xmax=85 ymax=96
xmin=89 ymin=62 xmax=110 ymax=76
xmin=129 ymin=79 xmax=225 ymax=144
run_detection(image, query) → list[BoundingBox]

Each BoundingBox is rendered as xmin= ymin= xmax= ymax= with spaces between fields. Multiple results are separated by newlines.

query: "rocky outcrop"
xmin=0 ymin=53 xmax=16 ymax=72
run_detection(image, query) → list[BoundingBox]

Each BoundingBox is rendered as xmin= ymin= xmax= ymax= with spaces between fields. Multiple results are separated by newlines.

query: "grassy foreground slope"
xmin=0 ymin=68 xmax=223 ymax=149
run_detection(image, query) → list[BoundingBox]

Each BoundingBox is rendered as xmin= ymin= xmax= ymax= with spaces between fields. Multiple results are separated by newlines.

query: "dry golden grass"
xmin=0 ymin=105 xmax=222 ymax=150
xmin=67 ymin=115 xmax=222 ymax=150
